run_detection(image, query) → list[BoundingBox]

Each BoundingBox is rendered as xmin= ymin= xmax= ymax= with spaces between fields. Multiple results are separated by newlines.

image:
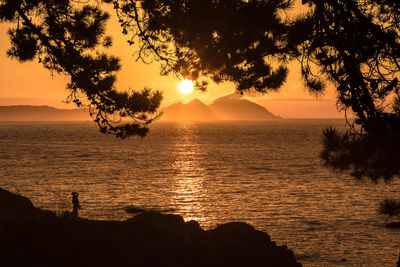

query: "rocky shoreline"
xmin=0 ymin=188 xmax=301 ymax=266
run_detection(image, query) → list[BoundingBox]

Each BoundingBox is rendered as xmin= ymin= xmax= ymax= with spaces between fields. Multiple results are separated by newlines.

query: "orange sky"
xmin=0 ymin=1 xmax=343 ymax=118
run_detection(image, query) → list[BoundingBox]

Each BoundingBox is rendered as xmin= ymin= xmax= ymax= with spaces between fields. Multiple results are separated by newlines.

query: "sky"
xmin=0 ymin=1 xmax=343 ymax=119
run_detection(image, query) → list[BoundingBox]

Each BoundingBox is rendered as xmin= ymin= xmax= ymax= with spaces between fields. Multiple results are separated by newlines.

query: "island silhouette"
xmin=0 ymin=95 xmax=278 ymax=122
xmin=162 ymin=94 xmax=278 ymax=121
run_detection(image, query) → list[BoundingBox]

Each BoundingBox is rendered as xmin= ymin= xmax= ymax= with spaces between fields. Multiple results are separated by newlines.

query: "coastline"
xmin=0 ymin=188 xmax=301 ymax=267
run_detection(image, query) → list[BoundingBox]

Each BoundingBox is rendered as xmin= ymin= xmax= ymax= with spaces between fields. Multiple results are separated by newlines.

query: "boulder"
xmin=208 ymin=222 xmax=301 ymax=267
xmin=0 ymin=188 xmax=35 ymax=218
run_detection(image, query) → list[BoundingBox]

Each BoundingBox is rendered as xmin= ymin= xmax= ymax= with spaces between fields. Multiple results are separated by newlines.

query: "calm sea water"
xmin=0 ymin=120 xmax=399 ymax=266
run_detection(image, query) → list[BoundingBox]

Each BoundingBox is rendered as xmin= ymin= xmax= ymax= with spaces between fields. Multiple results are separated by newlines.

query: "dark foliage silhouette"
xmin=1 ymin=0 xmax=162 ymax=138
xmin=111 ymin=0 xmax=400 ymax=180
xmin=111 ymin=0 xmax=293 ymax=94
xmin=297 ymin=1 xmax=400 ymax=181
xmin=2 ymin=0 xmax=400 ymax=179
xmin=379 ymin=198 xmax=400 ymax=221
xmin=320 ymin=126 xmax=400 ymax=181
xmin=1 ymin=0 xmax=295 ymax=139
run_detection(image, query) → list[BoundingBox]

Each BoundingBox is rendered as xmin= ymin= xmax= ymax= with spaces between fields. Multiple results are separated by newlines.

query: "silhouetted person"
xmin=71 ymin=192 xmax=81 ymax=219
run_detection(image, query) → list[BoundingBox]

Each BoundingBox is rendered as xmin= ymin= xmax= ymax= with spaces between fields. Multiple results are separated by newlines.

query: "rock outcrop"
xmin=0 ymin=188 xmax=35 ymax=217
xmin=0 ymin=188 xmax=301 ymax=267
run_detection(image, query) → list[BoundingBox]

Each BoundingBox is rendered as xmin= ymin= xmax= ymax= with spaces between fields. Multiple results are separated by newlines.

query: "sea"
xmin=0 ymin=119 xmax=399 ymax=266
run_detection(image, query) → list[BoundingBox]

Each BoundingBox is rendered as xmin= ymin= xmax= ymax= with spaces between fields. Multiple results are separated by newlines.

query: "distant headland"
xmin=0 ymin=105 xmax=90 ymax=121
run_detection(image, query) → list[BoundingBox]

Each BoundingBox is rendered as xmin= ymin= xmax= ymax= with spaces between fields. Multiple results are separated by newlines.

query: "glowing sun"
xmin=178 ymin=79 xmax=194 ymax=94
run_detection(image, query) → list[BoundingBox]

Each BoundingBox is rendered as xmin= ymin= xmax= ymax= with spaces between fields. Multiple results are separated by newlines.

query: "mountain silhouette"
xmin=2 ymin=97 xmax=277 ymax=122
xmin=162 ymin=95 xmax=277 ymax=121
xmin=0 ymin=105 xmax=90 ymax=121
xmin=162 ymin=99 xmax=216 ymax=121
xmin=209 ymin=94 xmax=276 ymax=120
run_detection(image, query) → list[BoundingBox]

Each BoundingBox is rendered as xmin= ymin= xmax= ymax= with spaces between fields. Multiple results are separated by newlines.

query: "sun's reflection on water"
xmin=170 ymin=123 xmax=208 ymax=224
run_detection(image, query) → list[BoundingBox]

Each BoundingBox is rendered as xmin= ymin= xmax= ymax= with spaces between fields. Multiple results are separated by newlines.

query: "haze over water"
xmin=1 ymin=120 xmax=399 ymax=266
